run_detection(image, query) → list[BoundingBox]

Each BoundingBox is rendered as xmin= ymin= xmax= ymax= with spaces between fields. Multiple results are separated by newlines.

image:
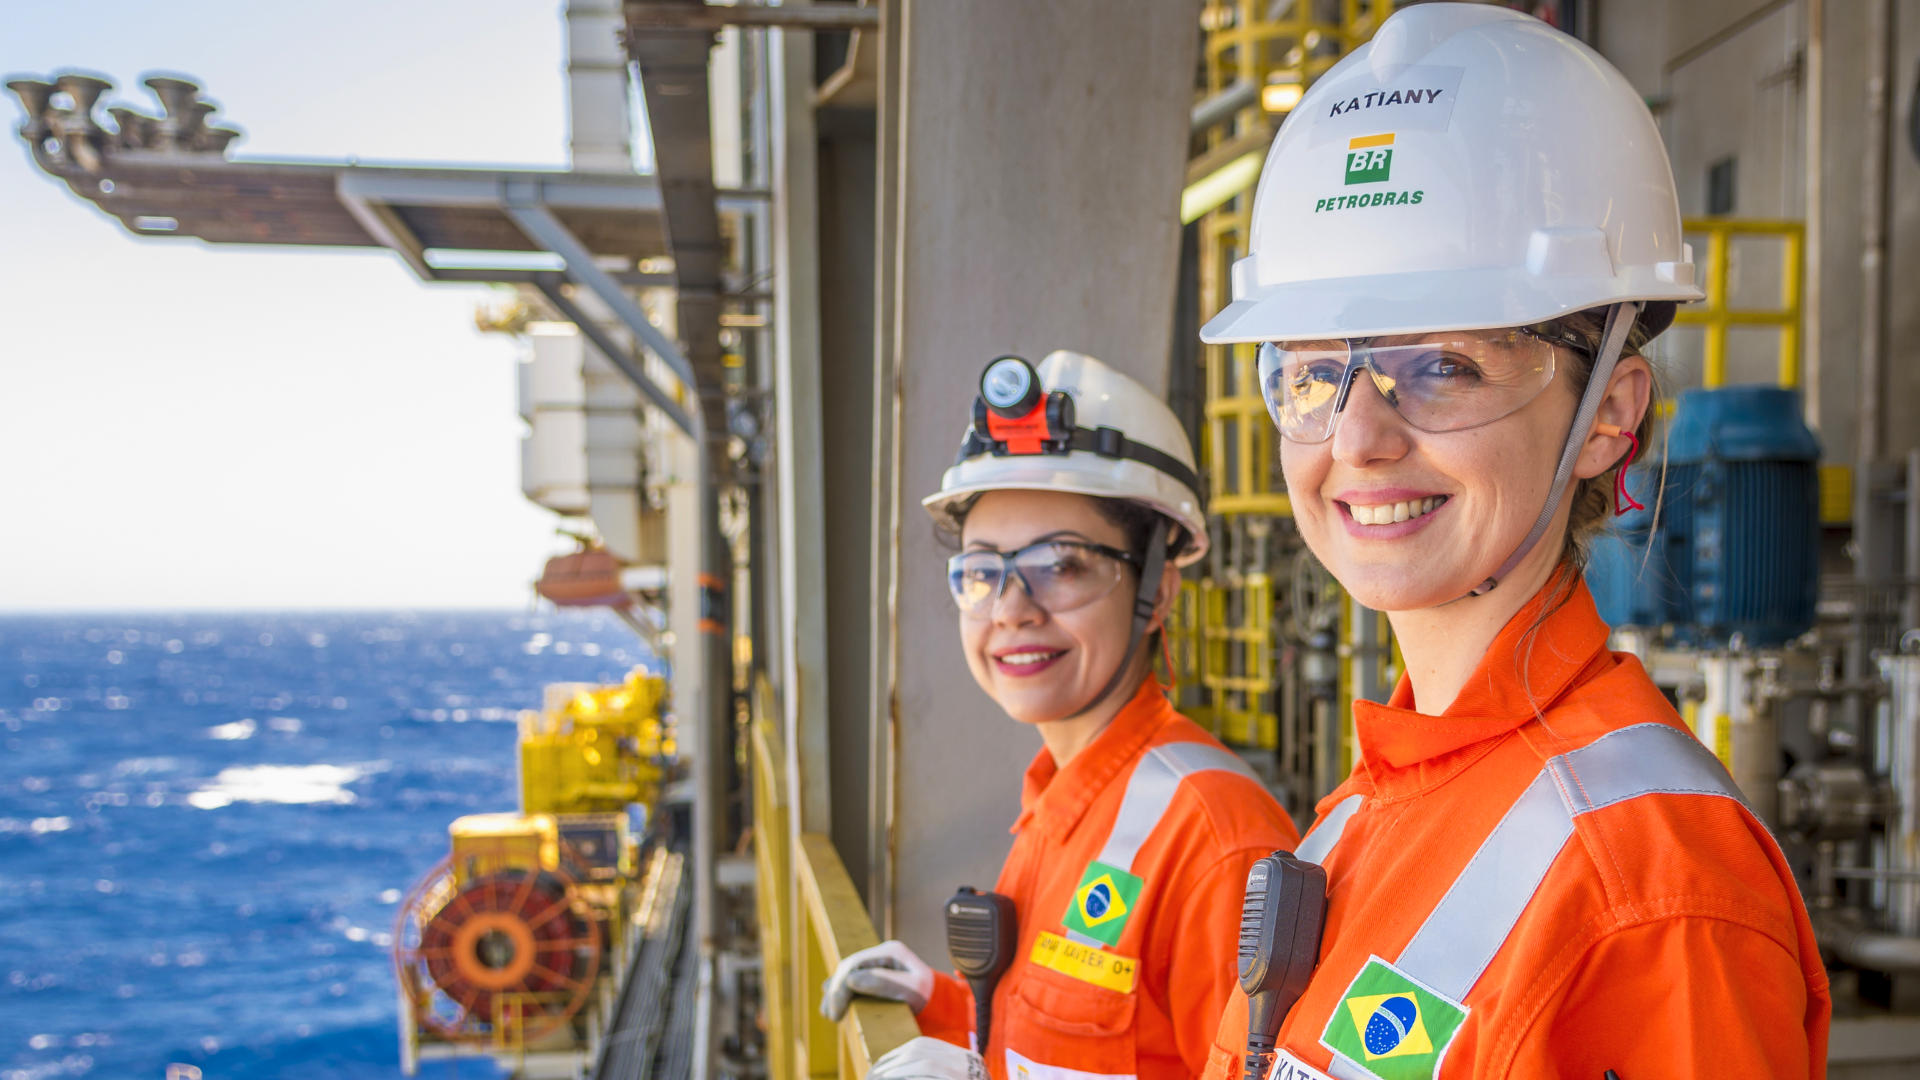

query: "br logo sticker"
xmin=1319 ymin=957 xmax=1467 ymax=1080
xmin=1345 ymin=134 xmax=1394 ymax=185
xmin=1061 ymin=860 xmax=1143 ymax=947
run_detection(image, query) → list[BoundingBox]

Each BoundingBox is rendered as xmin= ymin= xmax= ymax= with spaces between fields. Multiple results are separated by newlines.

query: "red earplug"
xmin=1592 ymin=423 xmax=1645 ymax=515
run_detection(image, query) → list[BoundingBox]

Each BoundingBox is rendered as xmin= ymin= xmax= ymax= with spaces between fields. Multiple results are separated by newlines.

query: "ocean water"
xmin=0 ymin=610 xmax=661 ymax=1080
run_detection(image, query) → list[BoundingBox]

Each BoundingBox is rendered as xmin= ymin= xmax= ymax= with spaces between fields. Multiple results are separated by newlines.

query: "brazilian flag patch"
xmin=1319 ymin=957 xmax=1468 ymax=1080
xmin=1060 ymin=860 xmax=1143 ymax=947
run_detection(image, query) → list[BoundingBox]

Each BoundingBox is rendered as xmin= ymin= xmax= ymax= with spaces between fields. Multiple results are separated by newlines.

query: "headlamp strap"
xmin=953 ymin=421 xmax=1202 ymax=501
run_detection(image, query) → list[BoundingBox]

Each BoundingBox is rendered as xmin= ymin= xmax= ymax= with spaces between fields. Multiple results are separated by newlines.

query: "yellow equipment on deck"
xmin=394 ymin=667 xmax=674 ymax=1076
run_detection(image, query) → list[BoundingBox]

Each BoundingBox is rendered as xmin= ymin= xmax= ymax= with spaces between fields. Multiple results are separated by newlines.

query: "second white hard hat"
xmin=921 ymin=350 xmax=1210 ymax=565
xmin=1202 ymin=3 xmax=1705 ymax=345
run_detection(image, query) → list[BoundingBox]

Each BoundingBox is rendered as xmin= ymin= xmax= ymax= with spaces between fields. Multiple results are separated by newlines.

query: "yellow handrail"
xmin=750 ymin=687 xmax=794 ymax=1080
xmin=1673 ymin=218 xmax=1803 ymax=387
xmin=797 ymin=835 xmax=921 ymax=1079
xmin=753 ymin=679 xmax=919 ymax=1080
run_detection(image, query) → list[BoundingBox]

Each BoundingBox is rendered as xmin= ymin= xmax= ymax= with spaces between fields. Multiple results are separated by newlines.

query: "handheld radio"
xmin=1237 ymin=850 xmax=1328 ymax=1080
xmin=945 ymin=886 xmax=1018 ymax=1056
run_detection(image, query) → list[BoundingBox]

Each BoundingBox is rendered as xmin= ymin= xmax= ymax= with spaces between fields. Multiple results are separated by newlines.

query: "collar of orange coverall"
xmin=1011 ymin=677 xmax=1175 ymax=840
xmin=1352 ymin=570 xmax=1617 ymax=777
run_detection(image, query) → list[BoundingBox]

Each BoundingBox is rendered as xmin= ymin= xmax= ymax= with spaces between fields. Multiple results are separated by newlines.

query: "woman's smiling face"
xmin=1281 ymin=333 xmax=1648 ymax=613
xmin=957 ymin=489 xmax=1150 ymax=725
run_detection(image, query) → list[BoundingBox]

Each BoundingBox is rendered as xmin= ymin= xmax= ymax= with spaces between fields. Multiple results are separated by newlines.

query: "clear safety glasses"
xmin=1257 ymin=326 xmax=1590 ymax=444
xmin=946 ymin=540 xmax=1139 ymax=620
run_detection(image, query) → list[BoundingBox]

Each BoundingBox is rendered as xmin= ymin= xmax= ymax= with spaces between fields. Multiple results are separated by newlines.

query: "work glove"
xmin=866 ymin=1037 xmax=989 ymax=1080
xmin=819 ymin=940 xmax=935 ymax=1020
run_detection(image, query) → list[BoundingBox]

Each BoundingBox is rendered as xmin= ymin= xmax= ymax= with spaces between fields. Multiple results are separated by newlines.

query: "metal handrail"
xmin=752 ymin=679 xmax=918 ymax=1080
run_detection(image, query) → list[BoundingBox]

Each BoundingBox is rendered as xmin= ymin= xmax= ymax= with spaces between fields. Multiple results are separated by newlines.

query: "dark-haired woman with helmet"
xmin=824 ymin=350 xmax=1300 ymax=1080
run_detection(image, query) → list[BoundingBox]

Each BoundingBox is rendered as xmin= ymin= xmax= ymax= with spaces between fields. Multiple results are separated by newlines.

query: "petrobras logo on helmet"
xmin=1313 ymin=135 xmax=1423 ymax=214
xmin=1304 ymin=65 xmax=1464 ymax=150
xmin=1345 ymin=134 xmax=1394 ymax=184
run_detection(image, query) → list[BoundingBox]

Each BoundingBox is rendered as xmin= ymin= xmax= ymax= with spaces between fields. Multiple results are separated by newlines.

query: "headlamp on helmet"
xmin=970 ymin=355 xmax=1076 ymax=457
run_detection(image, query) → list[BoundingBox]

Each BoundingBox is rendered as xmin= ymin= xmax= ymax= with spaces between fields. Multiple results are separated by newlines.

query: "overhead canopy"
xmin=29 ymin=149 xmax=771 ymax=286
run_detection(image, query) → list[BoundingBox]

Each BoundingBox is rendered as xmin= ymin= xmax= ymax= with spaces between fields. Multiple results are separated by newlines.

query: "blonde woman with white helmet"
xmin=1192 ymin=6 xmax=1828 ymax=1080
xmin=824 ymin=351 xmax=1300 ymax=1080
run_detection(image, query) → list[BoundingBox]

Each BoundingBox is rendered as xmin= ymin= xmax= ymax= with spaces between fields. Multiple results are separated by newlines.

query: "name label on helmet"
xmin=1306 ymin=65 xmax=1464 ymax=149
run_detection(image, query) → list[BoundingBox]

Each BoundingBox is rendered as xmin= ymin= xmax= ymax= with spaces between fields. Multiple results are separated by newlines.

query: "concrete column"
xmin=772 ymin=26 xmax=834 ymax=842
xmin=873 ymin=0 xmax=1199 ymax=960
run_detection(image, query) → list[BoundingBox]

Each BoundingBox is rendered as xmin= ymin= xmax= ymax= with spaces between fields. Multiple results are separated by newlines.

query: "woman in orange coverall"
xmin=1187 ymin=6 xmax=1830 ymax=1080
xmin=820 ymin=350 xmax=1300 ymax=1080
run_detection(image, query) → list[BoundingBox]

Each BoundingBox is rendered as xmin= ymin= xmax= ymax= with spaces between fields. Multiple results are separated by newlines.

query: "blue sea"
xmin=0 ymin=611 xmax=661 ymax=1080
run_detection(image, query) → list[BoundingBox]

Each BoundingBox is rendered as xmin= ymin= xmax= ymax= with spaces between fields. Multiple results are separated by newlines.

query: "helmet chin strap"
xmin=1066 ymin=518 xmax=1170 ymax=721
xmin=1466 ymin=300 xmax=1641 ymax=600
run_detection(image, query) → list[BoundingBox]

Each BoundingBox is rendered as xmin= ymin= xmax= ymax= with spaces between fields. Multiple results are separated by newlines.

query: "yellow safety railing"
xmin=750 ymin=684 xmax=794 ymax=1080
xmin=1674 ymin=218 xmax=1803 ymax=388
xmin=752 ymin=679 xmax=918 ymax=1080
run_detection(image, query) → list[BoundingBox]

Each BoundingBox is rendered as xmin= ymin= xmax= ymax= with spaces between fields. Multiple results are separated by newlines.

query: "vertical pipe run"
xmin=1852 ymin=0 xmax=1894 ymax=713
xmin=1803 ymin=0 xmax=1823 ymax=424
xmin=1907 ymin=449 xmax=1920 ymax=631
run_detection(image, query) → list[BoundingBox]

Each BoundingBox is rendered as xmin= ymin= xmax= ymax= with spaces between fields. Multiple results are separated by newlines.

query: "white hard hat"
xmin=1202 ymin=3 xmax=1705 ymax=345
xmin=922 ymin=350 xmax=1210 ymax=565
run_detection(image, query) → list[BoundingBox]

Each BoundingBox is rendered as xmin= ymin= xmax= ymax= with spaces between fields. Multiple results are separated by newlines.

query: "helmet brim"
xmin=1200 ymin=265 xmax=1705 ymax=344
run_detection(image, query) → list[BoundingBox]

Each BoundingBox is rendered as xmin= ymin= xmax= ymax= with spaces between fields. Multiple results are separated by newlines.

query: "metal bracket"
xmin=532 ymin=275 xmax=695 ymax=439
xmin=501 ymin=194 xmax=706 ymax=447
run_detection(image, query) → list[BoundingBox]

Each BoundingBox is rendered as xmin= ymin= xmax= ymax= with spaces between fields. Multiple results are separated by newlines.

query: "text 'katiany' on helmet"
xmin=1201 ymin=2 xmax=1705 ymax=347
xmin=921 ymin=350 xmax=1211 ymax=565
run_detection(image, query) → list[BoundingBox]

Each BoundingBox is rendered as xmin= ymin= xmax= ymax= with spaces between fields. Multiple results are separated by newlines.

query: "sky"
xmin=0 ymin=0 xmax=584 ymax=610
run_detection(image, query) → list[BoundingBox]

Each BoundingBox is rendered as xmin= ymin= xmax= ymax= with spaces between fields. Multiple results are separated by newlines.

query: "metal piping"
xmin=1815 ymin=908 xmax=1920 ymax=972
xmin=1848 ymin=0 xmax=1894 ymax=733
xmin=623 ymin=6 xmax=738 ymax=1011
xmin=1803 ymin=0 xmax=1822 ymax=428
xmin=1191 ymin=81 xmax=1258 ymax=134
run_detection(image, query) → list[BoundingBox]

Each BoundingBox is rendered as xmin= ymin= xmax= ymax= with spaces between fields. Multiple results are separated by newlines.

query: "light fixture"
xmin=980 ymin=356 xmax=1040 ymax=418
xmin=1262 ymin=81 xmax=1304 ymax=113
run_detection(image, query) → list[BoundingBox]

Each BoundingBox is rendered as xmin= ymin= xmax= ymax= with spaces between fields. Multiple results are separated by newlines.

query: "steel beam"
xmin=502 ymin=198 xmax=700 ymax=394
xmin=625 ymin=1 xmax=880 ymax=31
xmin=532 ymin=276 xmax=696 ymax=438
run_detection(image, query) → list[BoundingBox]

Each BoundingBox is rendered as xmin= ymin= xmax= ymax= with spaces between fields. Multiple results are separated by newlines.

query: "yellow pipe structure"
xmin=1674 ymin=218 xmax=1804 ymax=388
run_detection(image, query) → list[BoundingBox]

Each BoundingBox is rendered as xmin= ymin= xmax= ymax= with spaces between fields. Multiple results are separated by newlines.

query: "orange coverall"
xmin=1202 ymin=579 xmax=1831 ymax=1080
xmin=918 ymin=678 xmax=1301 ymax=1080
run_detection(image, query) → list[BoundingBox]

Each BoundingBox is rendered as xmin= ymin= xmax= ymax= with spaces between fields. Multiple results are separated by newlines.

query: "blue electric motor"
xmin=1588 ymin=385 xmax=1821 ymax=647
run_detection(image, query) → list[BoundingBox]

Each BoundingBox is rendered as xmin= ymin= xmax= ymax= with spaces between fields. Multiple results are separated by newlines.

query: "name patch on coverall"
xmin=1028 ymin=931 xmax=1137 ymax=994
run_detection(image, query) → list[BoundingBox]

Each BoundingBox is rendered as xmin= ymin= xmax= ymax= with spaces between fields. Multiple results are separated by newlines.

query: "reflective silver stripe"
xmin=1325 ymin=1053 xmax=1370 ymax=1080
xmin=1095 ymin=741 xmax=1259 ymax=873
xmin=1394 ymin=770 xmax=1574 ymax=1002
xmin=1393 ymin=722 xmax=1746 ymax=1003
xmin=1548 ymin=721 xmax=1751 ymax=814
xmin=1295 ymin=793 xmax=1364 ymax=865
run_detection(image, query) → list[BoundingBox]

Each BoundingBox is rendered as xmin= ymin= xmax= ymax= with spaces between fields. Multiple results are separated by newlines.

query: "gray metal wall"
xmin=1597 ymin=0 xmax=1920 ymax=475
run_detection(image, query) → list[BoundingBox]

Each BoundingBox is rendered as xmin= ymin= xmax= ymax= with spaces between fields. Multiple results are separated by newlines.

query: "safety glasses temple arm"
xmin=1468 ymin=301 xmax=1641 ymax=597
